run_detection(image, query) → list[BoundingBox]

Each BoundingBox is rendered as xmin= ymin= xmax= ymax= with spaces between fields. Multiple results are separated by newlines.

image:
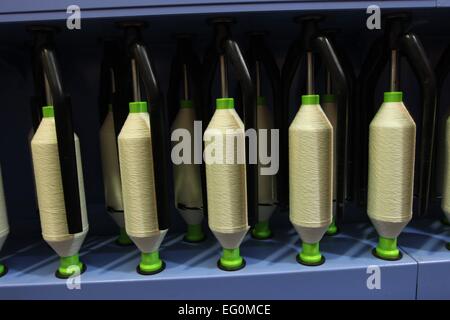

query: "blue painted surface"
xmin=0 ymin=1 xmax=438 ymax=24
xmin=0 ymin=220 xmax=417 ymax=299
xmin=400 ymin=220 xmax=450 ymax=300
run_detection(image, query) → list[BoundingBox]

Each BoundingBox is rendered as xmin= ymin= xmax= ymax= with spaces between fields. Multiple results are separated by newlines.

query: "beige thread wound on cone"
xmin=118 ymin=110 xmax=159 ymax=238
xmin=204 ymin=108 xmax=248 ymax=234
xmin=367 ymin=101 xmax=416 ymax=224
xmin=441 ymin=117 xmax=450 ymax=220
xmin=100 ymin=110 xmax=124 ymax=211
xmin=171 ymin=107 xmax=203 ymax=209
xmin=0 ymin=168 xmax=9 ymax=239
xmin=257 ymin=100 xmax=277 ymax=205
xmin=289 ymin=103 xmax=333 ymax=228
xmin=31 ymin=116 xmax=88 ymax=242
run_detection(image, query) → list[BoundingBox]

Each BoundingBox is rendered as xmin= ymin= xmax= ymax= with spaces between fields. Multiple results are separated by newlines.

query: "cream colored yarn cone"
xmin=367 ymin=92 xmax=415 ymax=261
xmin=367 ymin=92 xmax=416 ymax=240
xmin=118 ymin=101 xmax=166 ymax=254
xmin=171 ymin=100 xmax=203 ymax=225
xmin=204 ymin=98 xmax=249 ymax=251
xmin=256 ymin=96 xmax=277 ymax=219
xmin=289 ymin=95 xmax=333 ymax=245
xmin=31 ymin=106 xmax=89 ymax=259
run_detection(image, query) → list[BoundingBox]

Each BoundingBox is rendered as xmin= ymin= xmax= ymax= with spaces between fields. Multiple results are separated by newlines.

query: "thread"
xmin=99 ymin=109 xmax=124 ymax=212
xmin=31 ymin=107 xmax=88 ymax=256
xmin=257 ymin=97 xmax=277 ymax=205
xmin=289 ymin=97 xmax=333 ymax=233
xmin=0 ymin=167 xmax=9 ymax=248
xmin=367 ymin=93 xmax=416 ymax=234
xmin=118 ymin=102 xmax=159 ymax=239
xmin=204 ymin=99 xmax=248 ymax=235
xmin=441 ymin=116 xmax=450 ymax=221
xmin=171 ymin=101 xmax=203 ymax=210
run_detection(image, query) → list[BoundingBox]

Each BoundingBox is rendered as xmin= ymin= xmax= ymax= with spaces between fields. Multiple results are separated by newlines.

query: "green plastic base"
xmin=137 ymin=251 xmax=165 ymax=275
xmin=184 ymin=224 xmax=206 ymax=243
xmin=372 ymin=237 xmax=402 ymax=261
xmin=326 ymin=218 xmax=339 ymax=236
xmin=217 ymin=248 xmax=246 ymax=271
xmin=251 ymin=220 xmax=272 ymax=240
xmin=442 ymin=217 xmax=450 ymax=226
xmin=116 ymin=228 xmax=133 ymax=246
xmin=55 ymin=255 xmax=86 ymax=279
xmin=296 ymin=242 xmax=325 ymax=266
xmin=0 ymin=264 xmax=7 ymax=278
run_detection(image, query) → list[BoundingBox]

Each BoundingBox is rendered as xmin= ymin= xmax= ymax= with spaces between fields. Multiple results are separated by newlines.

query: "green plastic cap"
xmin=180 ymin=100 xmax=193 ymax=109
xmin=384 ymin=91 xmax=403 ymax=103
xmin=252 ymin=220 xmax=272 ymax=239
xmin=299 ymin=242 xmax=322 ymax=264
xmin=257 ymin=96 xmax=267 ymax=106
xmin=301 ymin=94 xmax=320 ymax=105
xmin=139 ymin=251 xmax=163 ymax=273
xmin=216 ymin=98 xmax=234 ymax=109
xmin=129 ymin=101 xmax=148 ymax=113
xmin=326 ymin=216 xmax=338 ymax=235
xmin=42 ymin=106 xmax=54 ymax=118
xmin=219 ymin=248 xmax=244 ymax=270
xmin=375 ymin=236 xmax=400 ymax=259
xmin=58 ymin=254 xmax=83 ymax=277
xmin=185 ymin=224 xmax=205 ymax=242
xmin=321 ymin=94 xmax=336 ymax=103
xmin=116 ymin=227 xmax=133 ymax=246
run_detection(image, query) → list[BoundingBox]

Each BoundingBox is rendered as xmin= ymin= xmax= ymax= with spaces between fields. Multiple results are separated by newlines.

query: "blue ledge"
xmin=0 ymin=221 xmax=417 ymax=299
xmin=0 ymin=1 xmax=438 ymax=24
xmin=400 ymin=219 xmax=450 ymax=300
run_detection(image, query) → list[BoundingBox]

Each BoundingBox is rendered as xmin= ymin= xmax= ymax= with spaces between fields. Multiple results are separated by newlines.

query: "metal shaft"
xmin=390 ymin=49 xmax=399 ymax=91
xmin=326 ymin=70 xmax=332 ymax=95
xmin=219 ymin=55 xmax=228 ymax=98
xmin=131 ymin=58 xmax=141 ymax=101
xmin=182 ymin=64 xmax=189 ymax=100
xmin=306 ymin=51 xmax=314 ymax=95
xmin=44 ymin=73 xmax=53 ymax=106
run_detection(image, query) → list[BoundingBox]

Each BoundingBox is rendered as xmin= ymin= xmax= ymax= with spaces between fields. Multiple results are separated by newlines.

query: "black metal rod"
xmin=131 ymin=42 xmax=171 ymax=230
xmin=224 ymin=39 xmax=258 ymax=227
xmin=41 ymin=47 xmax=83 ymax=234
xmin=401 ymin=33 xmax=437 ymax=216
xmin=280 ymin=39 xmax=304 ymax=208
xmin=313 ymin=36 xmax=349 ymax=220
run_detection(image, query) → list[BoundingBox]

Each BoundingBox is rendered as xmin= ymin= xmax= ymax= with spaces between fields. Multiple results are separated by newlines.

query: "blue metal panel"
xmin=0 ymin=222 xmax=417 ymax=299
xmin=400 ymin=220 xmax=450 ymax=300
xmin=0 ymin=1 xmax=437 ymax=24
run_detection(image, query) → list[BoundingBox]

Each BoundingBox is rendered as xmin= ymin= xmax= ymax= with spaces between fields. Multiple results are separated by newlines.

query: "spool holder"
xmin=244 ymin=32 xmax=281 ymax=239
xmin=357 ymin=13 xmax=437 ymax=217
xmin=202 ymin=17 xmax=258 ymax=228
xmin=28 ymin=26 xmax=83 ymax=235
xmin=281 ymin=15 xmax=350 ymax=224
